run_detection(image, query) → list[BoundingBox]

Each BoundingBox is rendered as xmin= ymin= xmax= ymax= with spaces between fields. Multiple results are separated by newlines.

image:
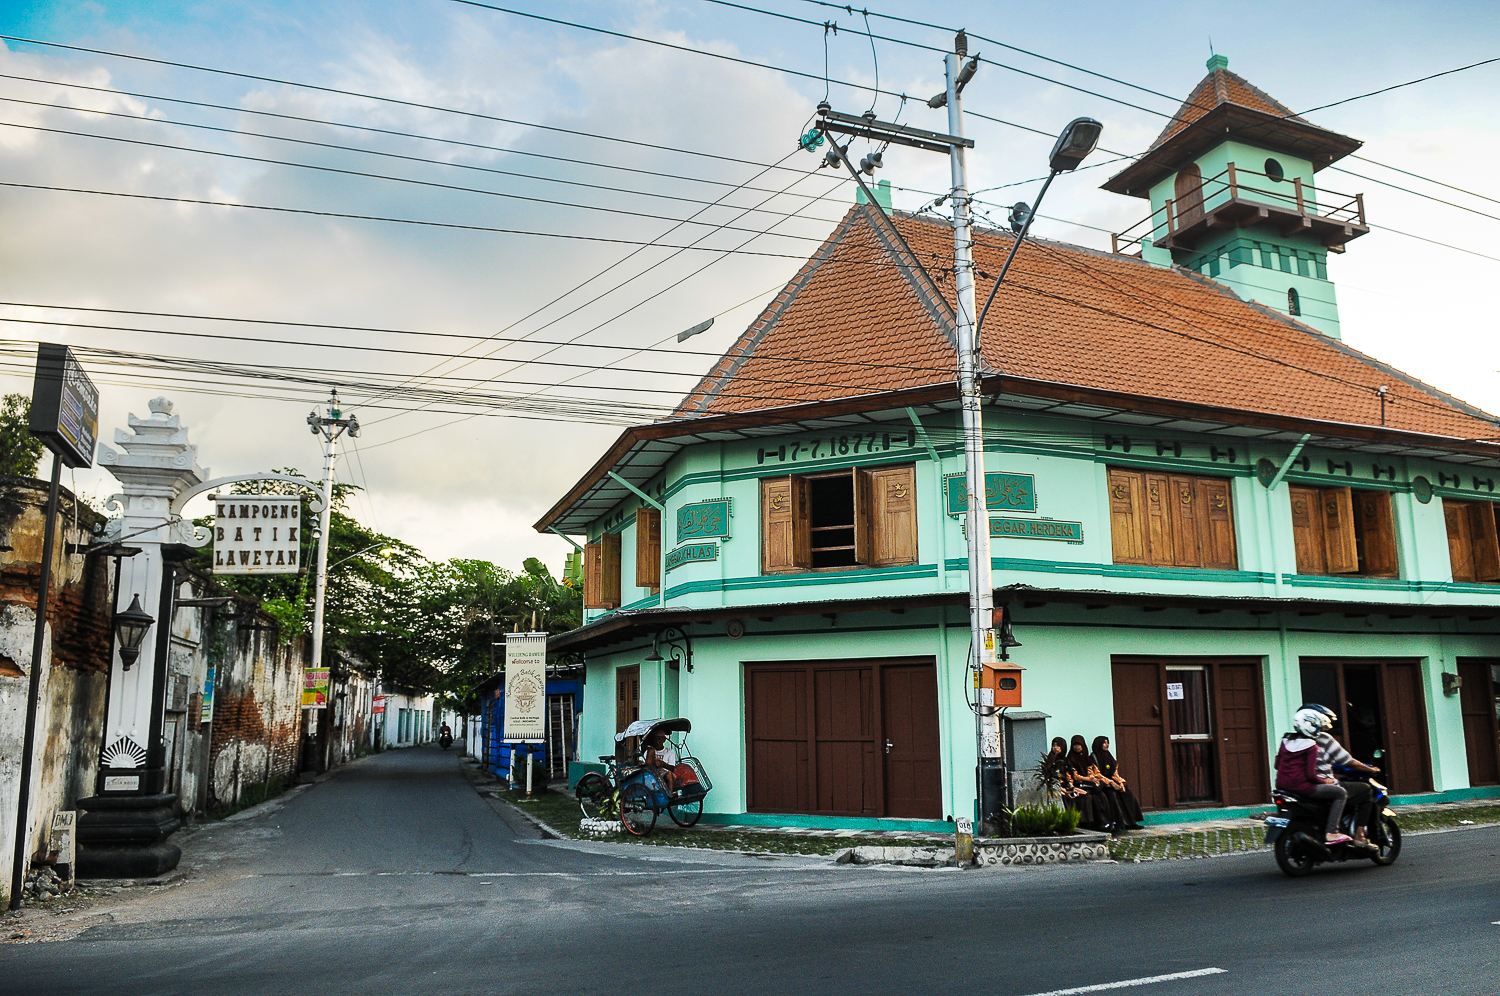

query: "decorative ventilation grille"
xmin=101 ymin=736 xmax=147 ymax=769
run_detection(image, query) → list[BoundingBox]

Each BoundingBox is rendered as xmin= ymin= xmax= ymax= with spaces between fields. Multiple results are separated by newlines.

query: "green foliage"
xmin=1033 ymin=750 xmax=1072 ymax=801
xmin=0 ymin=394 xmax=44 ymax=477
xmin=1006 ymin=803 xmax=1082 ymax=837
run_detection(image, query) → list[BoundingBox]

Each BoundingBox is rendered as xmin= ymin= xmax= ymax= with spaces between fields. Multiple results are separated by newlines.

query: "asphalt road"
xmin=7 ymin=746 xmax=1498 ymax=996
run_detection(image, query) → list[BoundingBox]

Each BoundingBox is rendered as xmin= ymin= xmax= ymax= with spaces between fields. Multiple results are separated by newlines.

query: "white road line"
xmin=1018 ymin=967 xmax=1228 ymax=996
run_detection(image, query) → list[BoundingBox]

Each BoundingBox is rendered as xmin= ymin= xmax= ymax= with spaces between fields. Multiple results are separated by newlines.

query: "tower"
xmin=1105 ymin=55 xmax=1368 ymax=339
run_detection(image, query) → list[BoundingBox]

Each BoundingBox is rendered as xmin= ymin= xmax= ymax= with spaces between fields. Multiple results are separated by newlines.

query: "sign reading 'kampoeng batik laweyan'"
xmin=212 ymin=496 xmax=302 ymax=574
xmin=503 ymin=632 xmax=547 ymax=743
xmin=676 ymin=498 xmax=732 ymax=543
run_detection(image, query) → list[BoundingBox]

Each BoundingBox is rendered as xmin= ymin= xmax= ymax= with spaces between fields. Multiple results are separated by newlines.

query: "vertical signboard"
xmin=29 ymin=343 xmax=99 ymax=469
xmin=503 ymin=632 xmax=547 ymax=744
xmin=201 ymin=666 xmax=216 ymax=724
xmin=301 ymin=667 xmax=329 ymax=709
xmin=212 ymin=496 xmax=303 ymax=574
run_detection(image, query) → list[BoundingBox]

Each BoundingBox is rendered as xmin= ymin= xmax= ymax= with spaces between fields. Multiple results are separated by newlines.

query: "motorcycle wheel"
xmin=1370 ymin=815 xmax=1401 ymax=866
xmin=576 ymin=772 xmax=614 ymax=820
xmin=1274 ymin=833 xmax=1318 ymax=878
xmin=620 ymin=784 xmax=657 ymax=836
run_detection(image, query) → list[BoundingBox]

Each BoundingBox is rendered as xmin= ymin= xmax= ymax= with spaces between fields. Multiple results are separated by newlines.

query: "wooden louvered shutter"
xmin=1195 ymin=477 xmax=1237 ymax=569
xmin=853 ymin=468 xmax=873 ymax=565
xmin=1144 ymin=473 xmax=1175 ymax=566
xmin=584 ymin=541 xmax=605 ymax=609
xmin=1468 ymin=501 xmax=1500 ymax=581
xmin=1169 ymin=475 xmax=1202 ymax=567
xmin=1321 ymin=486 xmax=1359 ymax=574
xmin=1289 ymin=486 xmax=1327 ymax=574
xmin=762 ymin=476 xmax=811 ymax=573
xmin=1445 ymin=500 xmax=1476 ymax=582
xmin=861 ymin=464 xmax=918 ymax=567
xmin=635 ymin=507 xmax=661 ymax=589
xmin=1357 ymin=490 xmax=1398 ymax=578
xmin=599 ymin=532 xmax=622 ymax=607
xmin=1108 ymin=469 xmax=1146 ymax=564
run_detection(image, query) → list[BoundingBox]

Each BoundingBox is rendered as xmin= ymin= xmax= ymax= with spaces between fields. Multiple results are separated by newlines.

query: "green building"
xmin=538 ymin=58 xmax=1500 ymax=830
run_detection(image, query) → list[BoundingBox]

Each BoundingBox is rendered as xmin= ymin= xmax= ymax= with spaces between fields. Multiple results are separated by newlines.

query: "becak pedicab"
xmin=574 ymin=717 xmax=712 ymax=835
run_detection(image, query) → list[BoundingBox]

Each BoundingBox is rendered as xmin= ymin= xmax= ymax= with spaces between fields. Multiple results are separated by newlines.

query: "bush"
xmin=1006 ymin=803 xmax=1082 ymax=837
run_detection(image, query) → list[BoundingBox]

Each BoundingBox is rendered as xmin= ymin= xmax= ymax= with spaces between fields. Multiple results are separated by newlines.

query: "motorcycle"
xmin=1263 ymin=769 xmax=1401 ymax=877
xmin=439 ymin=732 xmax=454 ymax=750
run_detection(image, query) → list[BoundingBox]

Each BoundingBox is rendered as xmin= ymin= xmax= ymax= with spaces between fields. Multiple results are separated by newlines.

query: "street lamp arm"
xmin=326 ymin=542 xmax=396 ymax=572
xmin=974 ymin=168 xmax=1058 ymax=349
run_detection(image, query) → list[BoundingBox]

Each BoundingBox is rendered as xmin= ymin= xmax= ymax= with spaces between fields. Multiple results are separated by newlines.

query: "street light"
xmin=975 ymin=117 xmax=1103 ymax=342
xmin=113 ymin=593 xmax=155 ymax=671
xmin=327 ymin=543 xmax=396 ymax=572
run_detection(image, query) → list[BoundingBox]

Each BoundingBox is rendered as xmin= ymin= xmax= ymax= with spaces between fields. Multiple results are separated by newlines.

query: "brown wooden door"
xmin=1215 ymin=663 xmax=1269 ymax=805
xmin=615 ymin=665 xmax=640 ymax=736
xmin=813 ymin=666 xmax=878 ymax=815
xmin=1458 ymin=661 xmax=1500 ymax=786
xmin=1380 ymin=662 xmax=1432 ymax=793
xmin=747 ymin=668 xmax=811 ymax=812
xmin=1174 ymin=164 xmax=1204 ymax=226
xmin=1111 ymin=662 xmax=1169 ymax=810
xmin=880 ymin=664 xmax=942 ymax=819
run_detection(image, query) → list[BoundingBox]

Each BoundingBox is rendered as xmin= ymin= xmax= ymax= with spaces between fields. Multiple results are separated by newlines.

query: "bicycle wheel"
xmin=576 ymin=772 xmax=614 ymax=820
xmin=668 ymin=797 xmax=703 ymax=827
xmin=620 ymin=783 xmax=657 ymax=836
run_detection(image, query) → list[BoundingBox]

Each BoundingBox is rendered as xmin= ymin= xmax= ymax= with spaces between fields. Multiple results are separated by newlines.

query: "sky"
xmin=0 ymin=0 xmax=1496 ymax=574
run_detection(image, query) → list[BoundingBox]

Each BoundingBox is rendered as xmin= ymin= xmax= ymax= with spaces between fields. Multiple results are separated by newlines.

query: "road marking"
xmin=1018 ymin=968 xmax=1228 ymax=996
xmin=233 ymin=867 xmax=839 ymax=880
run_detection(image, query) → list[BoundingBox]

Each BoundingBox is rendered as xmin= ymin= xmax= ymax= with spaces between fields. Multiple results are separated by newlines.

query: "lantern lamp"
xmin=113 ymin=593 xmax=155 ymax=671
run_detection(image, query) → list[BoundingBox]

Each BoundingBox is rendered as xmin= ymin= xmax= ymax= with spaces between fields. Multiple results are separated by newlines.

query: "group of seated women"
xmin=1047 ymin=734 xmax=1146 ymax=835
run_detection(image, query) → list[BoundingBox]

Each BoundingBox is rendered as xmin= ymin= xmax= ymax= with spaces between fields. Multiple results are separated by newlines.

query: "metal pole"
xmin=947 ymin=42 xmax=1003 ymax=836
xmin=9 ymin=453 xmax=62 ymax=910
xmin=310 ymin=419 xmax=337 ymax=691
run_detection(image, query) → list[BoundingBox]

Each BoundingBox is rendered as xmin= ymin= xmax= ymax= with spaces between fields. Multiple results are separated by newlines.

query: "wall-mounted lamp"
xmin=113 ymin=594 xmax=155 ymax=671
xmin=645 ymin=626 xmax=693 ymax=672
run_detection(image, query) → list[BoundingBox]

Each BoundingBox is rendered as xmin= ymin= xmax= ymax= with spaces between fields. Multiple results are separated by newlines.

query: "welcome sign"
xmin=212 ymin=496 xmax=302 ymax=574
xmin=503 ymin=632 xmax=548 ymax=744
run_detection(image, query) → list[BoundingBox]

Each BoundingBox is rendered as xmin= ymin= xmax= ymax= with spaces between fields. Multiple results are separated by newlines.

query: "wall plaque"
xmin=676 ymin=498 xmax=732 ymax=543
xmin=666 ymin=543 xmax=718 ymax=572
xmin=946 ymin=473 xmax=1037 ymax=515
xmin=989 ymin=517 xmax=1083 ymax=543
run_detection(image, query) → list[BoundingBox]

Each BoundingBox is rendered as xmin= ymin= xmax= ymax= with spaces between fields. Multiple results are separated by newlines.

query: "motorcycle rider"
xmin=439 ymin=722 xmax=452 ymax=742
xmin=1297 ymin=704 xmax=1381 ymax=848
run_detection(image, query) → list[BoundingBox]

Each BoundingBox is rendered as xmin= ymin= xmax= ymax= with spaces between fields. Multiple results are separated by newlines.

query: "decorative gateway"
xmin=211 ymin=495 xmax=302 ymax=574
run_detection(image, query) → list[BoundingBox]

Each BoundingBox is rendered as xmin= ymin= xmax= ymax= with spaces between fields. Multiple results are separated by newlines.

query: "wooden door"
xmin=1379 ymin=662 xmax=1432 ymax=793
xmin=1457 ymin=661 xmax=1500 ymax=786
xmin=1111 ymin=662 xmax=1169 ymax=810
xmin=1174 ymin=164 xmax=1204 ymax=226
xmin=880 ymin=664 xmax=942 ymax=819
xmin=747 ymin=668 xmax=811 ymax=812
xmin=813 ymin=666 xmax=878 ymax=815
xmin=615 ymin=665 xmax=640 ymax=736
xmin=1215 ymin=663 xmax=1269 ymax=805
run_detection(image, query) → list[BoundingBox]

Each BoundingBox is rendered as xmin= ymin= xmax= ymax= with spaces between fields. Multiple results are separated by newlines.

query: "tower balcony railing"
xmin=1111 ymin=163 xmax=1368 ymax=257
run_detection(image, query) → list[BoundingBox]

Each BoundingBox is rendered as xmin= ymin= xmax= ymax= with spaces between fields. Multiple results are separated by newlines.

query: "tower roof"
xmin=1102 ymin=55 xmax=1362 ymax=198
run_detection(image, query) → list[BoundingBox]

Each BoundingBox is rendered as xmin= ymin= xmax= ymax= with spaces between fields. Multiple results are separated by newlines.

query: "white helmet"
xmin=1293 ymin=704 xmax=1335 ymax=737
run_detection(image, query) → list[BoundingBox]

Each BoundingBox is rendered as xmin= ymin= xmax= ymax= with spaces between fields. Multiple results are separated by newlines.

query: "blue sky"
xmin=0 ymin=1 xmax=1495 ymax=567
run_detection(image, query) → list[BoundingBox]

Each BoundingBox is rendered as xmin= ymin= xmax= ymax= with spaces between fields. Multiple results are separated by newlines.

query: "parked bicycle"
xmin=575 ymin=718 xmax=712 ymax=836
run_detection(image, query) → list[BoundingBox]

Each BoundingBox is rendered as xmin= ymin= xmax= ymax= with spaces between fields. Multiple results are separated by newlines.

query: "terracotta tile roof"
xmin=1150 ymin=67 xmax=1306 ymax=150
xmin=677 ymin=205 xmax=1499 ymax=442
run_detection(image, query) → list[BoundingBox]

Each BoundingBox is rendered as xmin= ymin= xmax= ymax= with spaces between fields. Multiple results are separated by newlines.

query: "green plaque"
xmin=946 ymin=473 xmax=1037 ymax=516
xmin=989 ymin=517 xmax=1083 ymax=543
xmin=676 ymin=498 xmax=731 ymax=543
xmin=665 ymin=543 xmax=718 ymax=572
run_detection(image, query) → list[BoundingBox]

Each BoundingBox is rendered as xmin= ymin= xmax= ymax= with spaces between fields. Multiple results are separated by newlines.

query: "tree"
xmin=0 ymin=394 xmax=44 ymax=477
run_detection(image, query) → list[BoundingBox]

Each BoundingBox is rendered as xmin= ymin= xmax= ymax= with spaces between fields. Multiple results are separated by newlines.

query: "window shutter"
xmin=1169 ymin=475 xmax=1202 ymax=567
xmin=862 ymin=464 xmax=918 ymax=567
xmin=583 ymin=541 xmax=605 ymax=609
xmin=1289 ymin=486 xmax=1327 ymax=574
xmin=853 ymin=468 xmax=873 ymax=565
xmin=762 ymin=476 xmax=811 ymax=573
xmin=1195 ymin=477 xmax=1237 ymax=569
xmin=1107 ymin=469 xmax=1146 ymax=564
xmin=1321 ymin=486 xmax=1359 ymax=573
xmin=1445 ymin=500 xmax=1476 ymax=582
xmin=634 ymin=507 xmax=661 ymax=589
xmin=600 ymin=532 xmax=622 ymax=607
xmin=1468 ymin=501 xmax=1500 ymax=581
xmin=1356 ymin=490 xmax=1398 ymax=577
xmin=1144 ymin=473 xmax=1176 ymax=566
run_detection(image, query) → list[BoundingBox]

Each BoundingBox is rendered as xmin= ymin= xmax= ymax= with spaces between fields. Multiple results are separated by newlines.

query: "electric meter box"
xmin=980 ymin=663 xmax=1024 ymax=708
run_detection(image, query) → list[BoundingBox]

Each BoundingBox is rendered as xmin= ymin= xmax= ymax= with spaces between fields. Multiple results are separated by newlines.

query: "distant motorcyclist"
xmin=439 ymin=722 xmax=452 ymax=739
xmin=1298 ymin=704 xmax=1381 ymax=848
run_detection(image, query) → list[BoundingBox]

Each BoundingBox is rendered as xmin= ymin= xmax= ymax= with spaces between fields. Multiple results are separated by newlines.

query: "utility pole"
xmin=306 ymin=390 xmax=358 ymax=762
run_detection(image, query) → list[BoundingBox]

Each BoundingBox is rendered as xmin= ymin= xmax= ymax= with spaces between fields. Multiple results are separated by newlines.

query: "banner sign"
xmin=29 ymin=343 xmax=99 ymax=469
xmin=666 ymin=542 xmax=718 ymax=572
xmin=212 ymin=496 xmax=302 ymax=574
xmin=503 ymin=631 xmax=547 ymax=743
xmin=945 ymin=472 xmax=1037 ymax=516
xmin=372 ymin=694 xmax=386 ymax=715
xmin=301 ymin=668 xmax=329 ymax=709
xmin=201 ymin=666 xmax=215 ymax=725
xmin=676 ymin=498 xmax=732 ymax=543
xmin=989 ymin=517 xmax=1083 ymax=543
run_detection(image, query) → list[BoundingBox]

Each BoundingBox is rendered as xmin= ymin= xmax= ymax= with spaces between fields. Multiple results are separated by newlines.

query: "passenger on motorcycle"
xmin=1292 ymin=704 xmax=1381 ymax=848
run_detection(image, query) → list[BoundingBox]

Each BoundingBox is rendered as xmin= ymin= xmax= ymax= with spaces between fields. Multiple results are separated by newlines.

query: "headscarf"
xmin=1049 ymin=736 xmax=1067 ymax=758
xmin=1092 ymin=735 xmax=1117 ymax=778
xmin=1068 ymin=734 xmax=1094 ymax=776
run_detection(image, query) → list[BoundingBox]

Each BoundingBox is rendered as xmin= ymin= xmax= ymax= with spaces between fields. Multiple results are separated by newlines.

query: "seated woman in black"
xmin=1048 ymin=736 xmax=1094 ymax=827
xmin=1068 ymin=734 xmax=1121 ymax=832
xmin=1091 ymin=735 xmax=1145 ymax=831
